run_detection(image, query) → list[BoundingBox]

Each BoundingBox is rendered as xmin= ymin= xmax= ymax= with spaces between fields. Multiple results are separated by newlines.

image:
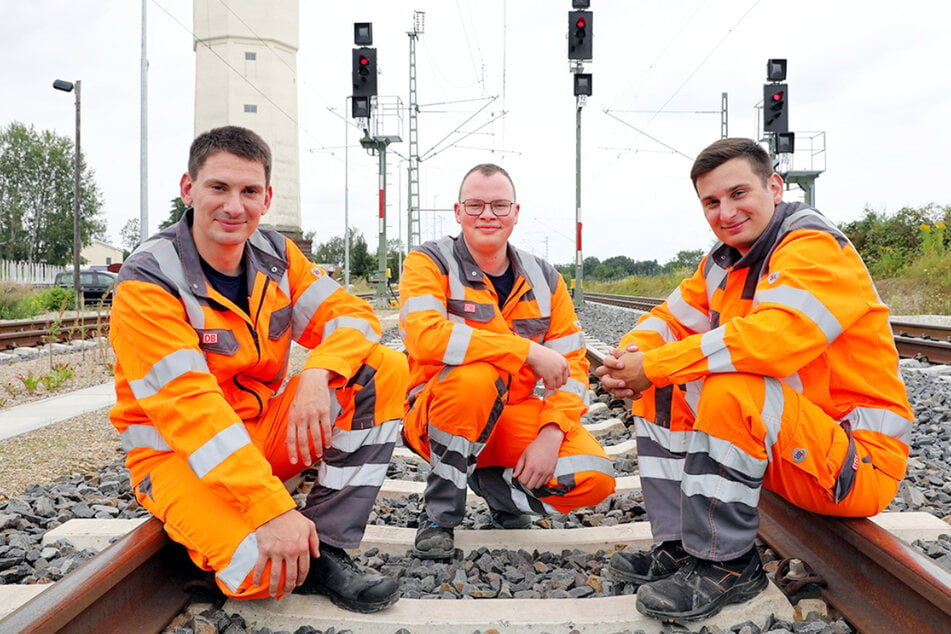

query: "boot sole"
xmin=323 ymin=588 xmax=400 ymax=613
xmin=636 ymin=574 xmax=769 ymax=622
xmin=412 ymin=546 xmax=456 ymax=560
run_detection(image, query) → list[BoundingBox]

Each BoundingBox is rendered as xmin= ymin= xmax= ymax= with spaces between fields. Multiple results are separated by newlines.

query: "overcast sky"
xmin=3 ymin=1 xmax=950 ymax=266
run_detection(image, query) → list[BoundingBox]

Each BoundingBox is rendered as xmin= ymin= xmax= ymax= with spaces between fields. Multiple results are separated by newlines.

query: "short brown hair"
xmin=188 ymin=126 xmax=272 ymax=185
xmin=458 ymin=163 xmax=517 ymax=201
xmin=690 ymin=138 xmax=772 ymax=190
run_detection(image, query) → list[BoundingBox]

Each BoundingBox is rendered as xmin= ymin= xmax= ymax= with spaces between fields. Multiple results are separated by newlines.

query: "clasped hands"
xmin=594 ymin=344 xmax=652 ymax=400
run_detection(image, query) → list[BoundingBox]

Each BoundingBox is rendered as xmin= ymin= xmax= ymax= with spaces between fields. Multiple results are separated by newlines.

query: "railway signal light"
xmin=574 ymin=72 xmax=592 ymax=96
xmin=776 ymin=132 xmax=795 ymax=154
xmin=766 ymin=58 xmax=787 ymax=82
xmin=352 ymin=47 xmax=377 ymax=98
xmin=568 ymin=10 xmax=592 ymax=60
xmin=354 ymin=22 xmax=372 ymax=46
xmin=763 ymin=83 xmax=788 ymax=134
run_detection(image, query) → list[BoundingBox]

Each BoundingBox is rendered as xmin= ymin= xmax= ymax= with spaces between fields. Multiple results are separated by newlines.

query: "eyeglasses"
xmin=459 ymin=199 xmax=516 ymax=216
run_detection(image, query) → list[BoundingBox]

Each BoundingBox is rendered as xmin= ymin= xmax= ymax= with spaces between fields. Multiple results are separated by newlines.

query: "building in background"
xmin=81 ymin=239 xmax=124 ymax=270
xmin=192 ymin=0 xmax=302 ymax=239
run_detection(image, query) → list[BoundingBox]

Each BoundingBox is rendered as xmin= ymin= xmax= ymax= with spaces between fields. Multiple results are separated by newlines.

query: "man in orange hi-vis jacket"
xmin=109 ymin=126 xmax=407 ymax=613
xmin=597 ymin=138 xmax=913 ymax=623
xmin=399 ymin=163 xmax=616 ymax=559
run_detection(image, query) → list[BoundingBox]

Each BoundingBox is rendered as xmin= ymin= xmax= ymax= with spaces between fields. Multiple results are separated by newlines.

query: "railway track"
xmin=0 ymin=315 xmax=110 ymax=350
xmin=2 ymin=341 xmax=949 ymax=633
xmin=584 ymin=292 xmax=951 ymax=365
xmin=4 ymin=294 xmax=947 ymax=364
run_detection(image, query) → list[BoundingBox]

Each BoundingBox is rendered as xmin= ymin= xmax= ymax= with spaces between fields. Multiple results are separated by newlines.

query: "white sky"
xmin=3 ymin=1 xmax=950 ymax=266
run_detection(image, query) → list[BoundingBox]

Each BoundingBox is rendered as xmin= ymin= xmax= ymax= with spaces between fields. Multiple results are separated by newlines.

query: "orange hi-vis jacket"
xmin=621 ymin=201 xmax=913 ymax=484
xmin=109 ymin=212 xmax=385 ymax=531
xmin=399 ymin=235 xmax=589 ymax=435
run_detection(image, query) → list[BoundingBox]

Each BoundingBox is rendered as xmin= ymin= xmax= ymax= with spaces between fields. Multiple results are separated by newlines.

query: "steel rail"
xmin=759 ymin=491 xmax=951 ymax=633
xmin=584 ymin=293 xmax=951 ymax=364
xmin=0 ymin=315 xmax=110 ymax=350
xmin=1 ymin=518 xmax=194 ymax=633
xmin=586 ymin=343 xmax=951 ymax=633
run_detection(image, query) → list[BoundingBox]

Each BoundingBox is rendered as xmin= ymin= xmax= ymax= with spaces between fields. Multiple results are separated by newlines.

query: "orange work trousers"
xmin=132 ymin=344 xmax=407 ymax=599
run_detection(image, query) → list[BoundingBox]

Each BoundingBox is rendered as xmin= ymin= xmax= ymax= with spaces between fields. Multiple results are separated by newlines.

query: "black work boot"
xmin=610 ymin=540 xmax=691 ymax=584
xmin=413 ymin=509 xmax=455 ymax=559
xmin=635 ymin=548 xmax=768 ymax=622
xmin=294 ymin=544 xmax=399 ymax=613
xmin=490 ymin=509 xmax=533 ymax=529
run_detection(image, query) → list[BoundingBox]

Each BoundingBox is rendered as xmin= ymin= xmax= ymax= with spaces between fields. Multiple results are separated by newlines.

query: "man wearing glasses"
xmin=398 ymin=163 xmax=616 ymax=559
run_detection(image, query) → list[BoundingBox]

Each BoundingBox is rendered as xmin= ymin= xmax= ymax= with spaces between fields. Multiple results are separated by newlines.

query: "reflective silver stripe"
xmin=330 ymin=419 xmax=400 ymax=453
xmin=429 ymin=424 xmax=484 ymax=457
xmin=780 ymin=372 xmax=803 ymax=393
xmin=762 ymin=377 xmax=785 ymax=460
xmin=218 ymin=532 xmax=258 ymax=593
xmin=681 ymin=472 xmax=761 ymax=507
xmin=515 ymin=247 xmax=552 ymax=317
xmin=636 ymin=417 xmax=692 ymax=453
xmin=502 ymin=467 xmax=557 ymax=514
xmin=151 ymin=238 xmax=205 ymax=327
xmin=638 ymin=455 xmax=685 ymax=482
xmin=544 ymin=332 xmax=584 ymax=355
xmin=553 ymin=453 xmax=614 ymax=478
xmin=634 ymin=316 xmax=677 ymax=343
xmin=755 ymin=285 xmax=842 ymax=343
xmin=291 ymin=274 xmax=342 ymax=340
xmin=704 ymin=264 xmax=728 ymax=303
xmin=842 ymin=406 xmax=912 ymax=445
xmin=401 ymin=294 xmax=447 ymax=319
xmin=666 ymin=287 xmax=710 ymax=334
xmin=781 ymin=207 xmax=831 ymax=233
xmin=436 ymin=237 xmax=467 ymax=316
xmin=317 ymin=461 xmax=390 ymax=490
xmin=322 ymin=316 xmax=380 ymax=343
xmin=432 ymin=459 xmax=470 ymax=490
xmin=189 ymin=423 xmax=253 ymax=480
xmin=120 ymin=424 xmax=171 ymax=451
xmin=684 ymin=380 xmax=701 ymax=416
xmin=700 ymin=327 xmax=735 ymax=373
xmin=442 ymin=324 xmax=473 ymax=365
xmin=693 ymin=429 xmax=767 ymax=478
xmin=129 ymin=348 xmax=208 ymax=400
xmin=544 ymin=377 xmax=589 ymax=403
xmin=278 ymin=270 xmax=291 ymax=298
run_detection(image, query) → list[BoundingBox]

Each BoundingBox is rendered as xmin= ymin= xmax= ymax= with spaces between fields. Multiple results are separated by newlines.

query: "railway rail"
xmin=3 ymin=294 xmax=947 ymax=364
xmin=2 ymin=340 xmax=949 ymax=633
xmin=584 ymin=292 xmax=951 ymax=364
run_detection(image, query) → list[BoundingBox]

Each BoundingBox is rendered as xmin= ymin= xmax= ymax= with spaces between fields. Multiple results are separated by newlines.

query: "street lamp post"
xmin=53 ymin=78 xmax=82 ymax=311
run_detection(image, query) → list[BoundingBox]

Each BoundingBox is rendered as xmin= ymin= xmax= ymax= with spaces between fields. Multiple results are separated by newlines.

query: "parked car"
xmin=54 ymin=269 xmax=118 ymax=304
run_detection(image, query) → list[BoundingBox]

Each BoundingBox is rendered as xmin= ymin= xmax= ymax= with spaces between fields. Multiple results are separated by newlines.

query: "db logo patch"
xmin=767 ymin=272 xmax=781 ymax=284
xmin=202 ymin=332 xmax=219 ymax=345
xmin=792 ymin=448 xmax=808 ymax=463
xmin=852 ymin=455 xmax=860 ymax=470
xmin=463 ymin=302 xmax=476 ymax=313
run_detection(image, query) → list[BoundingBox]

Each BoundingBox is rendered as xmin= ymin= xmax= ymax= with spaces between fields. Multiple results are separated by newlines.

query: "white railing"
xmin=0 ymin=260 xmax=65 ymax=286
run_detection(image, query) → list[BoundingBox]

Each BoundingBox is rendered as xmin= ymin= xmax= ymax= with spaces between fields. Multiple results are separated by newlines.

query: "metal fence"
xmin=0 ymin=260 xmax=65 ymax=286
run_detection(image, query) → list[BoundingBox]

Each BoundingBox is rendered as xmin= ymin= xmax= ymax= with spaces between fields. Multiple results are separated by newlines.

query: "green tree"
xmin=0 ymin=121 xmax=105 ymax=265
xmin=160 ymin=197 xmax=188 ymax=230
xmin=119 ymin=217 xmax=140 ymax=255
xmin=663 ymin=249 xmax=704 ymax=272
xmin=312 ymin=229 xmax=375 ymax=278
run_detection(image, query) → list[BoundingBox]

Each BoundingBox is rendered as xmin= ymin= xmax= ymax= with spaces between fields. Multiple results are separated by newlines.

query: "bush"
xmin=32 ymin=286 xmax=74 ymax=312
xmin=0 ymin=282 xmax=37 ymax=319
